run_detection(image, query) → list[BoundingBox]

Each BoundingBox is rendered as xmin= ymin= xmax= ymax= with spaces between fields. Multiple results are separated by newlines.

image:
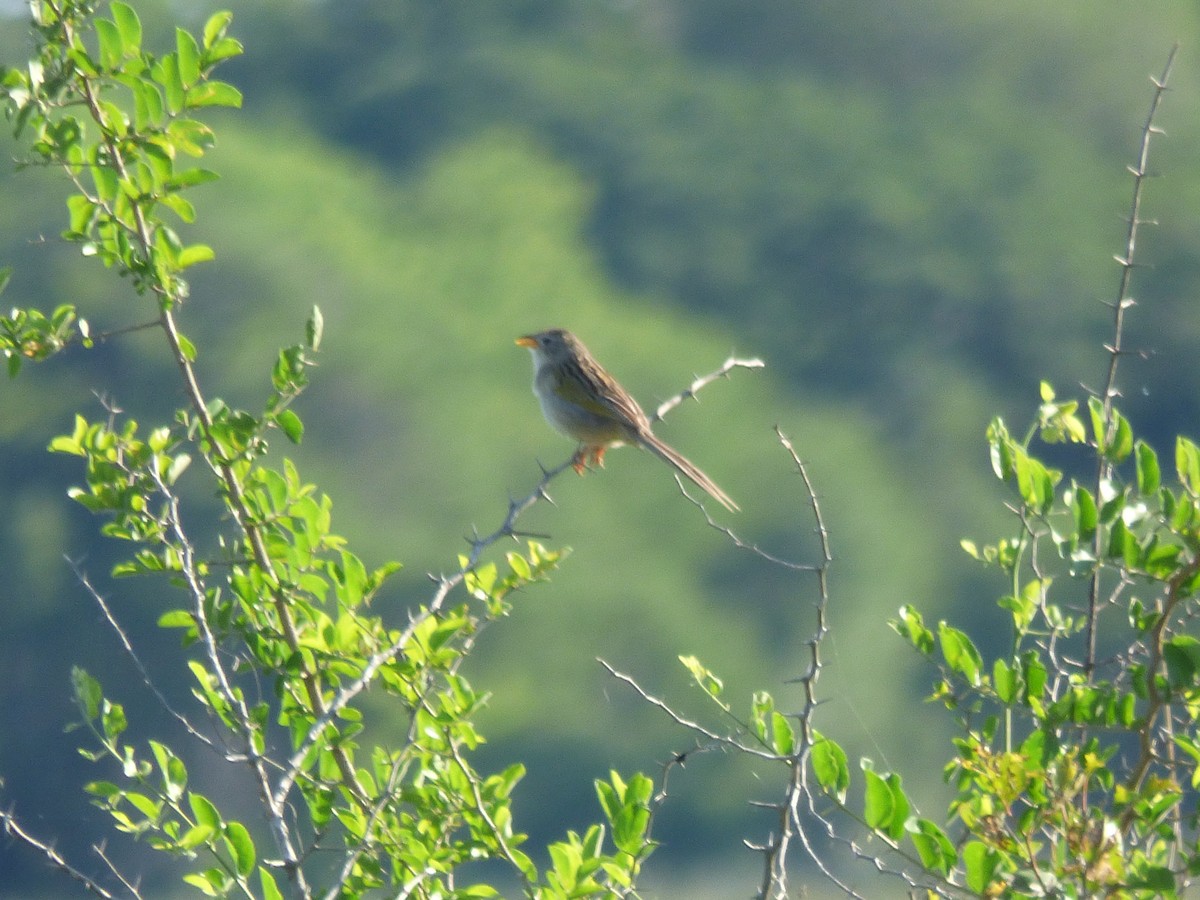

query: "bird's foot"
xmin=572 ymin=446 xmax=607 ymax=474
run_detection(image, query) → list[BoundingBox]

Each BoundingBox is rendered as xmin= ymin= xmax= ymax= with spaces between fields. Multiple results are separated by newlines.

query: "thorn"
xmin=748 ymin=799 xmax=785 ymax=811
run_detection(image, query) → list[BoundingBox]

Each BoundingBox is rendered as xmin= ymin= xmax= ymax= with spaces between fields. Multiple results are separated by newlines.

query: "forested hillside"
xmin=1 ymin=2 xmax=1196 ymax=895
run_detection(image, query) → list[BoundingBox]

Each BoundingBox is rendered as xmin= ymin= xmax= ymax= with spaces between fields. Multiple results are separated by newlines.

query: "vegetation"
xmin=2 ymin=1 xmax=1199 ymax=897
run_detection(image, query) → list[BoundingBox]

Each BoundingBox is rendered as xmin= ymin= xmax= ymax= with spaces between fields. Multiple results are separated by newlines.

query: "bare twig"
xmin=675 ymin=474 xmax=814 ymax=571
xmin=92 ymin=841 xmax=146 ymax=900
xmin=596 ymin=659 xmax=779 ymax=760
xmin=650 ymin=355 xmax=766 ymax=423
xmin=0 ymin=805 xmax=120 ymax=899
xmin=65 ymin=557 xmax=222 ymax=754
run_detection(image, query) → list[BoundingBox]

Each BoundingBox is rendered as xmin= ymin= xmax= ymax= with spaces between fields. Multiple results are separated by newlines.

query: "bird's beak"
xmin=515 ymin=335 xmax=538 ymax=348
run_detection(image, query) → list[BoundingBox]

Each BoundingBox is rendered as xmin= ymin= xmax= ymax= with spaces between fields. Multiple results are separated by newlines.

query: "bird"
xmin=515 ymin=328 xmax=739 ymax=512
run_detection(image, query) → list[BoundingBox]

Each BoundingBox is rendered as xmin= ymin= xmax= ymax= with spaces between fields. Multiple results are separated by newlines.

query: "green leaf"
xmin=159 ymin=193 xmax=196 ymax=224
xmin=72 ymin=667 xmax=103 ymax=720
xmin=0 ymin=266 xmax=11 ymax=295
xmin=1177 ymin=438 xmax=1200 ymax=495
xmin=125 ymin=791 xmax=162 ymax=821
xmin=276 ymin=409 xmax=303 ymax=444
xmin=1132 ymin=866 xmax=1176 ymax=892
xmin=176 ymin=333 xmax=197 ymax=362
xmin=150 ymin=740 xmax=187 ymax=799
xmin=1071 ymin=483 xmax=1097 ymax=541
xmin=186 ymin=81 xmax=243 ymax=109
xmin=178 ymin=244 xmax=215 ymax=270
xmin=1164 ymin=636 xmax=1200 ymax=688
xmin=168 ymin=167 xmax=220 ymax=189
xmin=986 ymin=418 xmax=1013 ymax=479
xmin=862 ymin=768 xmax=893 ymax=832
xmin=679 ymin=654 xmax=724 ymax=699
xmin=94 ymin=19 xmax=122 ymax=69
xmin=506 ymin=550 xmax=531 ymax=580
xmin=84 ymin=780 xmax=121 ymax=800
xmin=259 ymin=869 xmax=284 ymax=900
xmin=111 ymin=2 xmax=142 ymax=55
xmin=1110 ymin=411 xmax=1134 ymax=462
xmin=176 ymin=27 xmax=201 ymax=86
xmin=189 ymin=792 xmax=222 ymax=829
xmin=1136 ymin=440 xmax=1161 ymax=494
xmin=152 ymin=53 xmax=185 ymax=113
xmin=761 ymin=710 xmax=792 ymax=756
xmin=891 ymin=604 xmax=934 ymax=654
xmin=205 ymin=36 xmax=244 ymax=65
xmin=66 ymin=194 xmax=96 ymax=236
xmin=129 ymin=78 xmax=164 ymax=131
xmin=1106 ymin=517 xmax=1139 ymax=569
xmin=938 ymin=623 xmax=983 ymax=685
xmin=1013 ymin=450 xmax=1056 ymax=513
xmin=178 ymin=823 xmax=216 ymax=850
xmin=993 ymin=658 xmax=1019 ymax=704
xmin=963 ymin=841 xmax=999 ymax=893
xmin=1088 ymin=396 xmax=1106 ymax=450
xmin=167 ymin=118 xmax=215 ymax=156
xmin=202 ymin=10 xmax=234 ymax=48
xmin=908 ymin=818 xmax=956 ymax=875
xmin=810 ymin=731 xmax=850 ymax=801
xmin=1090 ymin=399 xmax=1134 ymax=461
xmin=597 ymin=771 xmax=652 ymax=857
xmin=224 ymin=821 xmax=255 ymax=877
xmin=882 ymin=773 xmax=909 ymax=840
xmin=306 ymin=306 xmax=323 ymax=351
xmin=183 ymin=868 xmax=231 ymax=896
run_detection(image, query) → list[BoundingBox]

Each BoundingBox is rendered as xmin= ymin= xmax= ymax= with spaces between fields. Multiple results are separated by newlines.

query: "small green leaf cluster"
xmin=74 ymin=666 xmax=267 ymax=896
xmin=2 ymin=1 xmax=238 ymax=293
xmin=0 ymin=0 xmax=239 ymax=381
xmin=660 ymin=379 xmax=1200 ymax=896
xmin=543 ymin=771 xmax=656 ymax=895
xmin=0 ymin=287 xmax=93 ymax=376
xmin=50 ymin=411 xmax=189 ymax=542
xmin=877 ymin=382 xmax=1200 ymax=896
xmin=2 ymin=3 xmax=660 ymax=897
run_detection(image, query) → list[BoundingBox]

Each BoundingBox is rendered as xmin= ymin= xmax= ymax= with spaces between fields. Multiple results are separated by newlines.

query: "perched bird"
xmin=516 ymin=328 xmax=739 ymax=512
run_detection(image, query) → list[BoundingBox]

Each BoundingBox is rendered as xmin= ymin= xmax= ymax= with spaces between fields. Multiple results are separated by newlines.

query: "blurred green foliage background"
xmin=2 ymin=1 xmax=1198 ymax=895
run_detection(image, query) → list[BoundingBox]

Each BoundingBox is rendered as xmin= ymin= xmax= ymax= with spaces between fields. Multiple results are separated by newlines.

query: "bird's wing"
xmin=554 ymin=362 xmax=649 ymax=429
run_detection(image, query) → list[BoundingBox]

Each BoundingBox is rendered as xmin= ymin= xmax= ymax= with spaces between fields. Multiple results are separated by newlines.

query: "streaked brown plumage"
xmin=516 ymin=329 xmax=738 ymax=512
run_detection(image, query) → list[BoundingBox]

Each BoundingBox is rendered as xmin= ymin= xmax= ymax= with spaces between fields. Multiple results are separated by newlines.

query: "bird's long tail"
xmin=641 ymin=433 xmax=739 ymax=512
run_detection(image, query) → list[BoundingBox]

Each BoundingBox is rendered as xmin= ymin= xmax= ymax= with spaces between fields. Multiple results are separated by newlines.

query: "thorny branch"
xmin=1085 ymin=44 xmax=1177 ymax=674
xmin=601 ymin=427 xmax=866 ymax=899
